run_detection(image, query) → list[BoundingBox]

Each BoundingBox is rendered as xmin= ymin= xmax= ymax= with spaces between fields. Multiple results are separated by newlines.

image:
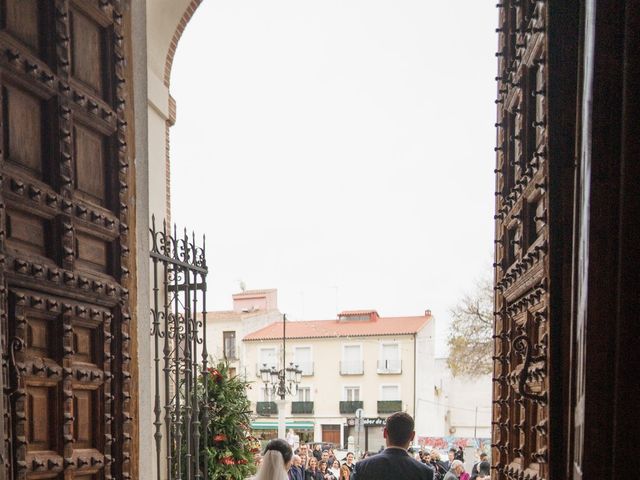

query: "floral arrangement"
xmin=199 ymin=362 xmax=257 ymax=479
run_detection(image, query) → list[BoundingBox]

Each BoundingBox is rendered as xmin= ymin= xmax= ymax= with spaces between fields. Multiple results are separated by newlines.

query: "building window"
xmin=223 ymin=331 xmax=237 ymax=360
xmin=297 ymin=387 xmax=311 ymax=402
xmin=344 ymin=387 xmax=360 ymax=402
xmin=341 ymin=345 xmax=363 ymax=375
xmin=378 ymin=343 xmax=401 ymax=373
xmin=261 ymin=386 xmax=273 ymax=402
xmin=380 ymin=385 xmax=400 ymax=401
xmin=258 ymin=347 xmax=278 ymax=374
xmin=294 ymin=346 xmax=314 ymax=376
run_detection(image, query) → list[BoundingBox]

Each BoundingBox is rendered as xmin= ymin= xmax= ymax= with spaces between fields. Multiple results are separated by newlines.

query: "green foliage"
xmin=447 ymin=278 xmax=494 ymax=377
xmin=199 ymin=362 xmax=259 ymax=479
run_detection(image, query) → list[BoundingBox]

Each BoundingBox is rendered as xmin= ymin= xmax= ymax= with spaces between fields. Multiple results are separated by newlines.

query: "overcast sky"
xmin=170 ymin=1 xmax=497 ymax=354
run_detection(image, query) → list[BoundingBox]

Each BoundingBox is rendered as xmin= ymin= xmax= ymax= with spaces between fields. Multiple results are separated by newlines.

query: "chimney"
xmin=425 ymin=309 xmax=432 ymax=317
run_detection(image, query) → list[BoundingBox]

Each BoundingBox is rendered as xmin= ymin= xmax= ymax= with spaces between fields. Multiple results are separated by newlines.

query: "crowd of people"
xmin=414 ymin=448 xmax=490 ymax=480
xmin=283 ymin=443 xmax=355 ymax=480
xmin=251 ymin=412 xmax=490 ymax=480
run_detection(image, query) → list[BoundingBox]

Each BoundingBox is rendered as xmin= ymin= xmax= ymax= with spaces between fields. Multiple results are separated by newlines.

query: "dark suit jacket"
xmin=351 ymin=448 xmax=434 ymax=480
xmin=289 ymin=466 xmax=304 ymax=480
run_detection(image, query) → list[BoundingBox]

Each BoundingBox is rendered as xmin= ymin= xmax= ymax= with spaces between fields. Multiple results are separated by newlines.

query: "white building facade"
xmin=242 ymin=310 xmax=438 ymax=452
xmin=427 ymin=358 xmax=492 ymax=440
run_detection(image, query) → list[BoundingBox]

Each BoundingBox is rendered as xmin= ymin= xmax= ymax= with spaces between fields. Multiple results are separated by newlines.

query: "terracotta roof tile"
xmin=338 ymin=310 xmax=378 ymax=316
xmin=243 ymin=313 xmax=432 ymax=341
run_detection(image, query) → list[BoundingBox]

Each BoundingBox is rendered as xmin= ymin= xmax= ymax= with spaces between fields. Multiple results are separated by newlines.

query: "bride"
xmin=255 ymin=439 xmax=293 ymax=480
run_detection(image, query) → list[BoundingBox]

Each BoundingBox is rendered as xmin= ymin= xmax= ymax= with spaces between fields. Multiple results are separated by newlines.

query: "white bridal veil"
xmin=255 ymin=449 xmax=288 ymax=480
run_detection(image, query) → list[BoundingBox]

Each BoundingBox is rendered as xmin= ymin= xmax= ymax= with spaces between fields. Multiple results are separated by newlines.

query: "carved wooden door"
xmin=493 ymin=1 xmax=550 ymax=479
xmin=0 ymin=1 xmax=133 ymax=479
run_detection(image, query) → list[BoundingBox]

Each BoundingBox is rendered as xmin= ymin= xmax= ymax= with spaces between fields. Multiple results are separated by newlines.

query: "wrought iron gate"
xmin=150 ymin=217 xmax=210 ymax=480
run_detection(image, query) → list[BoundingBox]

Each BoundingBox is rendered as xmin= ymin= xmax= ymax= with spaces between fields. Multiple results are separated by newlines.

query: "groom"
xmin=352 ymin=412 xmax=433 ymax=480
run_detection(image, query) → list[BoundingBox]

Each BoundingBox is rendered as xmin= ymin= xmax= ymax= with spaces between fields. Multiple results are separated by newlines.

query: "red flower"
xmin=207 ymin=367 xmax=223 ymax=383
xmin=213 ymin=434 xmax=227 ymax=442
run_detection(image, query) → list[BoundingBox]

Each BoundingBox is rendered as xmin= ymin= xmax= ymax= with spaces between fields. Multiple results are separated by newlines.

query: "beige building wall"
xmin=201 ymin=309 xmax=282 ymax=375
xmin=244 ymin=332 xmax=421 ymax=451
xmin=197 ymin=290 xmax=283 ymax=380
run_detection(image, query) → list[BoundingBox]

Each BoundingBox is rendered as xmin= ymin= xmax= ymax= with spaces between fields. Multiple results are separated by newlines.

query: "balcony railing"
xmin=295 ymin=361 xmax=314 ymax=376
xmin=377 ymin=400 xmax=402 ymax=414
xmin=339 ymin=400 xmax=364 ymax=414
xmin=340 ymin=361 xmax=364 ymax=375
xmin=256 ymin=401 xmax=278 ymax=416
xmin=377 ymin=359 xmax=402 ymax=374
xmin=291 ymin=401 xmax=314 ymax=414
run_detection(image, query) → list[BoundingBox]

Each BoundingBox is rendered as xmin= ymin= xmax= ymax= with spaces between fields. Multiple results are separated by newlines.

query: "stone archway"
xmin=135 ymin=2 xmax=207 ymax=478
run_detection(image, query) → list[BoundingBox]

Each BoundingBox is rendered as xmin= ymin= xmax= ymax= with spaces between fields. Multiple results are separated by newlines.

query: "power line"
xmin=417 ymin=397 xmax=491 ymax=413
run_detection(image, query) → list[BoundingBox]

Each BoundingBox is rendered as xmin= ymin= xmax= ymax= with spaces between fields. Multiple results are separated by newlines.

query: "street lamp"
xmin=259 ymin=314 xmax=302 ymax=438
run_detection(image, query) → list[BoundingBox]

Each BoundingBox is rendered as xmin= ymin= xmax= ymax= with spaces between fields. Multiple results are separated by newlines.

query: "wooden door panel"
xmin=3 ymin=0 xmax=40 ymax=52
xmin=73 ymin=124 xmax=108 ymax=207
xmin=69 ymin=7 xmax=105 ymax=97
xmin=3 ymin=84 xmax=44 ymax=175
xmin=26 ymin=384 xmax=58 ymax=450
xmin=10 ymin=289 xmax=115 ymax=479
xmin=0 ymin=1 xmax=133 ymax=479
xmin=5 ymin=208 xmax=52 ymax=258
xmin=75 ymin=231 xmax=113 ymax=275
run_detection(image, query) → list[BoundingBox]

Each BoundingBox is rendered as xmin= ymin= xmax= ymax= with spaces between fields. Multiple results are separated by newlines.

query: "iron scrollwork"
xmin=150 ymin=216 xmax=209 ymax=480
xmin=511 ymin=334 xmax=547 ymax=404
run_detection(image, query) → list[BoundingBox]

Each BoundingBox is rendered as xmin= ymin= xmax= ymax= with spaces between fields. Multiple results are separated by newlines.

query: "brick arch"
xmin=164 ymin=0 xmax=205 ymax=87
xmin=162 ymin=0 xmax=205 ymax=223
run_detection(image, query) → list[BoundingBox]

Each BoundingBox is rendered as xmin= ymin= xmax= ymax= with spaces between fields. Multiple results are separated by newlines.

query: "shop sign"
xmin=347 ymin=417 xmax=387 ymax=427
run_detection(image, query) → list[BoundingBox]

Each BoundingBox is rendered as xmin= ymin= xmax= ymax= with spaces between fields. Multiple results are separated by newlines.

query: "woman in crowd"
xmin=255 ymin=438 xmax=293 ymax=480
xmin=313 ymin=444 xmax=323 ymax=462
xmin=328 ymin=459 xmax=341 ymax=479
xmin=339 ymin=461 xmax=351 ymax=480
xmin=305 ymin=457 xmax=324 ymax=480
xmin=430 ymin=450 xmax=447 ymax=480
xmin=319 ymin=460 xmax=336 ymax=480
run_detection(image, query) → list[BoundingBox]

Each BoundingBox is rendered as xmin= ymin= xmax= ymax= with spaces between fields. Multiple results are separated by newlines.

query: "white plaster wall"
xmin=433 ymin=358 xmax=492 ymax=438
xmin=146 ymin=0 xmax=196 ymax=224
xmin=414 ymin=320 xmax=438 ymax=436
xmin=132 ymin=0 xmax=154 ymax=478
xmin=146 ymin=0 xmax=193 ymax=81
xmin=139 ymin=2 xmax=200 ymax=478
xmin=146 ymin=63 xmax=171 ymax=223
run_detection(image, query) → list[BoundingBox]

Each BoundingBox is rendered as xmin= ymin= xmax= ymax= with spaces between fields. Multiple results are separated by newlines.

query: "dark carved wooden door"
xmin=492 ymin=2 xmax=551 ymax=479
xmin=0 ymin=1 xmax=133 ymax=479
